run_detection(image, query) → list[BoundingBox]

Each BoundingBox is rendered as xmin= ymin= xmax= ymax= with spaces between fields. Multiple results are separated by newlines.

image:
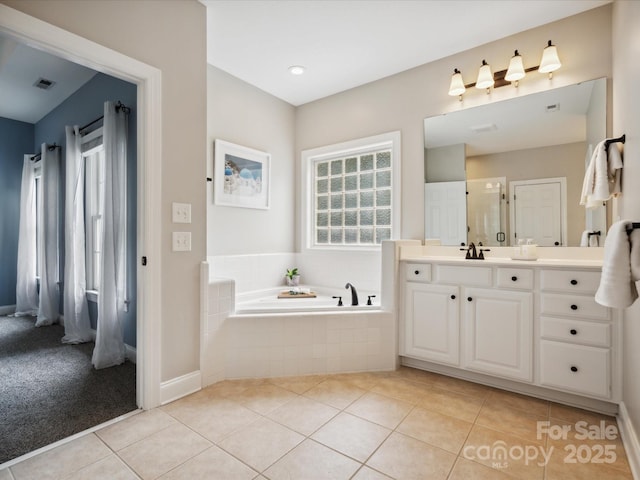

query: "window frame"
xmin=300 ymin=131 xmax=401 ymax=252
xmin=82 ymin=127 xmax=105 ymax=294
xmin=33 ymin=161 xmax=42 ymax=280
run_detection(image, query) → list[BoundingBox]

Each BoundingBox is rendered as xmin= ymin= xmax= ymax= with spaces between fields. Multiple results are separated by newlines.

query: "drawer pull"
xmin=450 ymin=294 xmax=456 ymax=300
xmin=467 ymin=297 xmax=473 ymax=302
xmin=414 ymin=270 xmax=420 ymax=275
xmin=570 ymin=279 xmax=578 ymax=285
xmin=570 ymin=366 xmax=579 ymax=373
xmin=511 ymin=276 xmax=518 ymax=282
xmin=570 ymin=329 xmax=578 ymax=335
xmin=570 ymin=304 xmax=578 ymax=311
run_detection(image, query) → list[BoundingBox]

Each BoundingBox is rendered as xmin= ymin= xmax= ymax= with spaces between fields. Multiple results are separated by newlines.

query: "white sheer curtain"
xmin=36 ymin=144 xmax=60 ymax=327
xmin=92 ymin=102 xmax=127 ymax=369
xmin=15 ymin=155 xmax=38 ymax=316
xmin=62 ymin=126 xmax=92 ymax=344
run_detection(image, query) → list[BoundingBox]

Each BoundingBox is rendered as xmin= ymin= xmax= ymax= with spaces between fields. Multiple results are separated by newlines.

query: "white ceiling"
xmin=203 ymin=0 xmax=610 ymax=106
xmin=0 ymin=34 xmax=97 ymax=124
xmin=0 ymin=1 xmax=611 ymax=124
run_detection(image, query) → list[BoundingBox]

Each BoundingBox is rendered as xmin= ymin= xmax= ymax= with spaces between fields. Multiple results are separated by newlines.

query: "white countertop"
xmin=398 ymin=244 xmax=604 ymax=269
xmin=400 ymin=255 xmax=603 ymax=268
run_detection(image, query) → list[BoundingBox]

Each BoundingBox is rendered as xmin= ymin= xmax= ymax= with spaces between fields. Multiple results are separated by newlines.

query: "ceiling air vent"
xmin=33 ymin=77 xmax=56 ymax=90
xmin=545 ymin=103 xmax=560 ymax=113
xmin=470 ymin=123 xmax=497 ymax=134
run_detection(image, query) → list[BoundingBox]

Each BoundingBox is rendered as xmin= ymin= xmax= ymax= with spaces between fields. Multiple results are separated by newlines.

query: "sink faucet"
xmin=459 ymin=242 xmax=490 ymax=260
xmin=460 ymin=242 xmax=478 ymax=259
xmin=345 ymin=283 xmax=359 ymax=306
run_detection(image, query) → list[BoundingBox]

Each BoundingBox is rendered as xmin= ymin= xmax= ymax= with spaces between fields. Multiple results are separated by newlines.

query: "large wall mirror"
xmin=424 ymin=77 xmax=607 ymax=247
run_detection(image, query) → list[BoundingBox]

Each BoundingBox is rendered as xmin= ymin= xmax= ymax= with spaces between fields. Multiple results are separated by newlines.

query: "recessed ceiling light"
xmin=288 ymin=65 xmax=305 ymax=75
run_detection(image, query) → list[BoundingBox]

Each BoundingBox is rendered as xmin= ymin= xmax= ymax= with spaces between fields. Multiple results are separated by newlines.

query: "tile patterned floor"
xmin=0 ymin=367 xmax=634 ymax=480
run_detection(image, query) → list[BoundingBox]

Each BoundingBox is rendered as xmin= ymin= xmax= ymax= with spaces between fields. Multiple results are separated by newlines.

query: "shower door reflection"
xmin=466 ymin=177 xmax=506 ymax=246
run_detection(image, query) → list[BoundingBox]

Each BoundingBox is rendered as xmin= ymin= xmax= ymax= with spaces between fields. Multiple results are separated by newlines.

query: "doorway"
xmin=0 ymin=0 xmax=162 ymax=452
xmin=510 ymin=177 xmax=567 ymax=246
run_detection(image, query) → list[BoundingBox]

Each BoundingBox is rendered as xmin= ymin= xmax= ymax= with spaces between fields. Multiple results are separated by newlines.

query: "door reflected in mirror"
xmin=424 ymin=78 xmax=607 ymax=247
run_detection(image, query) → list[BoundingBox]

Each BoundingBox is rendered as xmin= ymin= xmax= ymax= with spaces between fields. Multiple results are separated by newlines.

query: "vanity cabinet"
xmin=402 ymin=263 xmax=533 ymax=381
xmin=404 ymin=283 xmax=459 ymax=365
xmin=463 ymin=287 xmax=532 ymax=381
xmin=399 ymin=258 xmax=619 ymax=404
xmin=538 ymin=269 xmax=612 ymax=399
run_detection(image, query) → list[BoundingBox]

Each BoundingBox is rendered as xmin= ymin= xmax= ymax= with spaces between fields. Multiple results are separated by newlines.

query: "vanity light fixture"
xmin=447 ymin=41 xmax=562 ymax=100
xmin=505 ymin=50 xmax=526 ymax=86
xmin=475 ymin=60 xmax=494 ymax=92
xmin=538 ymin=40 xmax=562 ymax=78
xmin=448 ymin=68 xmax=466 ymax=99
xmin=288 ymin=65 xmax=306 ymax=75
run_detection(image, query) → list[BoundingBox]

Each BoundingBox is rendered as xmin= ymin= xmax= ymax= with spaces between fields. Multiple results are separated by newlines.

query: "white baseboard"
xmin=617 ymin=401 xmax=640 ymax=480
xmin=0 ymin=305 xmax=16 ymax=316
xmin=160 ymin=370 xmax=202 ymax=405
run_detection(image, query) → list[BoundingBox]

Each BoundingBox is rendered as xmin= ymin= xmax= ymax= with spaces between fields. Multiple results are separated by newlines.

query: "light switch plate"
xmin=172 ymin=231 xmax=191 ymax=251
xmin=172 ymin=202 xmax=191 ymax=223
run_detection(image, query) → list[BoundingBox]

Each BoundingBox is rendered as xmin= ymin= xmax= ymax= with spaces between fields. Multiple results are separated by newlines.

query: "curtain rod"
xmin=30 ymin=143 xmax=60 ymax=162
xmin=78 ymin=101 xmax=131 ymax=134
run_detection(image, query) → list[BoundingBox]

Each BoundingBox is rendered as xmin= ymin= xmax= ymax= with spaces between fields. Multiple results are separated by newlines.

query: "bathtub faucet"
xmin=345 ymin=283 xmax=359 ymax=306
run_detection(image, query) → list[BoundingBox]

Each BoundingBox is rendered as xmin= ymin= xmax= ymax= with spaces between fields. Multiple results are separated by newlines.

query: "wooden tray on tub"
xmin=278 ymin=291 xmax=317 ymax=299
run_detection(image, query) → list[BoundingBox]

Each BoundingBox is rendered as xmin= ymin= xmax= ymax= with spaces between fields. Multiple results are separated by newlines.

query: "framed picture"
xmin=214 ymin=139 xmax=271 ymax=209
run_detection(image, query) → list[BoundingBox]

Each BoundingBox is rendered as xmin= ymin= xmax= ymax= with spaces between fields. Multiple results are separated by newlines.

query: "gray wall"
xmin=207 ymin=65 xmax=296 ymax=256
xmin=0 ymin=118 xmax=34 ymax=308
xmin=425 ymin=144 xmax=465 ymax=183
xmin=613 ymin=0 xmax=640 ymax=449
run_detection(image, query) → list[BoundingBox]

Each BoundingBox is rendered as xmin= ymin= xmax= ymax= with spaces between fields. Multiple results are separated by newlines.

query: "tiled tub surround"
xmin=201 ymin=258 xmax=396 ymax=387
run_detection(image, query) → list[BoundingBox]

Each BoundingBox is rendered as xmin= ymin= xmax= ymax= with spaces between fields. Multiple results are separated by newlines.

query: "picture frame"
xmin=214 ymin=139 xmax=271 ymax=209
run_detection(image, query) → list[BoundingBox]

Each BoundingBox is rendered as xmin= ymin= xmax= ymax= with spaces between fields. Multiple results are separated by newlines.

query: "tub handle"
xmin=367 ymin=295 xmax=376 ymax=306
xmin=332 ymin=296 xmax=343 ymax=306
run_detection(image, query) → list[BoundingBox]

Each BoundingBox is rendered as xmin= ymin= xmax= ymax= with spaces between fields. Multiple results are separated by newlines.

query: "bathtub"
xmin=202 ymin=260 xmax=396 ymax=384
xmin=233 ymin=286 xmax=381 ymax=315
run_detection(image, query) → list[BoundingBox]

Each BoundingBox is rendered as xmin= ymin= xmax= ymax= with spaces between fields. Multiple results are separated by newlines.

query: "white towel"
xmin=608 ymin=143 xmax=623 ymax=197
xmin=580 ymin=230 xmax=589 ymax=247
xmin=631 ymin=228 xmax=640 ymax=281
xmin=580 ymin=139 xmax=624 ymax=208
xmin=595 ymin=220 xmax=639 ymax=308
xmin=589 ymin=233 xmax=599 ymax=247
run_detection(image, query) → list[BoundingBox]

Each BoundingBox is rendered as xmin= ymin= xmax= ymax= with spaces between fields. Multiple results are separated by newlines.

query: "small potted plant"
xmin=285 ymin=267 xmax=300 ymax=287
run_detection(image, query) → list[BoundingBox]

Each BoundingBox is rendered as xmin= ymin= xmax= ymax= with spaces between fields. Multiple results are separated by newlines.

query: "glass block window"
xmin=313 ymin=148 xmax=392 ymax=246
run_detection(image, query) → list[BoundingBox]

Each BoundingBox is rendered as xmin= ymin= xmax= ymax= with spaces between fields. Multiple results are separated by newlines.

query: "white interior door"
xmin=424 ymin=181 xmax=466 ymax=246
xmin=510 ymin=178 xmax=565 ymax=246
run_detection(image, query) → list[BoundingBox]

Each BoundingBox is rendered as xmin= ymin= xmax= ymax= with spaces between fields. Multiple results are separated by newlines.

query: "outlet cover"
xmin=172 ymin=231 xmax=191 ymax=252
xmin=172 ymin=202 xmax=192 ymax=223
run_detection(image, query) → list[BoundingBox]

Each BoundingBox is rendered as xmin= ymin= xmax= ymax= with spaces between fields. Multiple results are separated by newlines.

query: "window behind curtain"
xmin=34 ymin=163 xmax=42 ymax=278
xmin=82 ymin=128 xmax=105 ymax=292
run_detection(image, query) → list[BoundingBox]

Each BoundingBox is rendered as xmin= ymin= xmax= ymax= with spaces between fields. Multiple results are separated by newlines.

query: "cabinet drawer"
xmin=540 ymin=340 xmax=610 ymax=398
xmin=540 ymin=293 xmax=609 ymax=320
xmin=406 ymin=263 xmax=431 ymax=282
xmin=540 ymin=269 xmax=601 ymax=294
xmin=437 ymin=265 xmax=492 ymax=286
xmin=540 ymin=317 xmax=610 ymax=347
xmin=497 ymin=268 xmax=534 ymax=290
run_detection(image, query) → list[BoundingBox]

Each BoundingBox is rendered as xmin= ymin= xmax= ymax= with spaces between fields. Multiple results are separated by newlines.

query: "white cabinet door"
xmin=405 ymin=283 xmax=460 ymax=366
xmin=463 ymin=288 xmax=533 ymax=381
xmin=424 ymin=181 xmax=467 ymax=246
